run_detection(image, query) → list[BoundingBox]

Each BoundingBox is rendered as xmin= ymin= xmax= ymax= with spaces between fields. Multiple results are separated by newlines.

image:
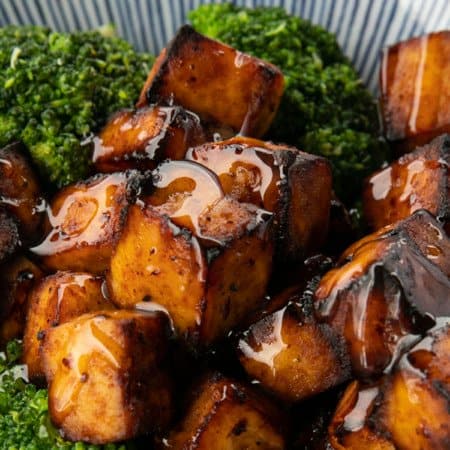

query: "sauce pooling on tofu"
xmin=31 ymin=172 xmax=131 ymax=258
xmin=186 ymin=138 xmax=284 ymax=211
xmin=51 ymin=314 xmax=125 ymax=419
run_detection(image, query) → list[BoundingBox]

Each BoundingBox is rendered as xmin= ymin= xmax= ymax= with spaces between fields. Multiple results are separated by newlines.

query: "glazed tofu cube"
xmin=314 ymin=210 xmax=450 ymax=378
xmin=41 ymin=310 xmax=173 ymax=444
xmin=380 ymin=31 xmax=450 ymax=151
xmin=93 ymin=106 xmax=206 ymax=173
xmin=30 ymin=171 xmax=147 ymax=274
xmin=378 ymin=323 xmax=450 ymax=450
xmin=363 ymin=134 xmax=449 ymax=230
xmin=23 ymin=271 xmax=115 ymax=379
xmin=137 ymin=26 xmax=284 ymax=138
xmin=0 ymin=142 xmax=45 ymax=242
xmin=0 ymin=255 xmax=43 ymax=345
xmin=329 ymin=323 xmax=450 ymax=450
xmin=107 ymin=199 xmax=273 ymax=345
xmin=186 ymin=136 xmax=332 ymax=261
xmin=162 ymin=373 xmax=285 ymax=449
xmin=328 ymin=380 xmax=395 ymax=450
xmin=238 ymin=303 xmax=350 ymax=403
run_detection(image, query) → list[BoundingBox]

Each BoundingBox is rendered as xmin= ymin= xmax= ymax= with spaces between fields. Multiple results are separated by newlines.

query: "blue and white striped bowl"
xmin=1 ymin=0 xmax=449 ymax=93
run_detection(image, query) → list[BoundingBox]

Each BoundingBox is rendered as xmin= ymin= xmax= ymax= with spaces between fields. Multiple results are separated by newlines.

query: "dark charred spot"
xmin=36 ymin=330 xmax=45 ymax=340
xmin=231 ymin=419 xmax=247 ymax=436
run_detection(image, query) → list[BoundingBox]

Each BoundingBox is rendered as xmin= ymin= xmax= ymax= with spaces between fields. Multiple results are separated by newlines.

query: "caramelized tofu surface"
xmin=107 ymin=201 xmax=273 ymax=345
xmin=238 ymin=303 xmax=350 ymax=403
xmin=0 ymin=209 xmax=20 ymax=263
xmin=0 ymin=256 xmax=44 ymax=345
xmin=378 ymin=323 xmax=450 ymax=450
xmin=162 ymin=373 xmax=285 ymax=450
xmin=364 ymin=134 xmax=450 ymax=230
xmin=0 ymin=142 xmax=44 ymax=241
xmin=329 ymin=380 xmax=395 ymax=450
xmin=330 ymin=322 xmax=450 ymax=450
xmin=93 ymin=106 xmax=206 ymax=172
xmin=380 ymin=31 xmax=450 ymax=150
xmin=41 ymin=310 xmax=173 ymax=444
xmin=187 ymin=136 xmax=332 ymax=260
xmin=137 ymin=26 xmax=284 ymax=138
xmin=30 ymin=171 xmax=146 ymax=274
xmin=314 ymin=210 xmax=450 ymax=378
xmin=23 ymin=271 xmax=115 ymax=379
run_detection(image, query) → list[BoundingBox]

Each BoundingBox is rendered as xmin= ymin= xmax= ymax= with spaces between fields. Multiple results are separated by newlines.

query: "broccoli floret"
xmin=0 ymin=340 xmax=130 ymax=449
xmin=189 ymin=4 xmax=388 ymax=203
xmin=0 ymin=25 xmax=154 ymax=188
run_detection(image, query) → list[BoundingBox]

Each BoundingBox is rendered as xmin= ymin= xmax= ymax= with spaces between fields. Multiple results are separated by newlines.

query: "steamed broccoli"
xmin=189 ymin=4 xmax=388 ymax=203
xmin=0 ymin=25 xmax=153 ymax=188
xmin=0 ymin=340 xmax=130 ymax=449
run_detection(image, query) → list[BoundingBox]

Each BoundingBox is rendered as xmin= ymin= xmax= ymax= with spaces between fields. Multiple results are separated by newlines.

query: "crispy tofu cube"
xmin=363 ymin=134 xmax=450 ymax=230
xmin=0 ymin=255 xmax=44 ymax=344
xmin=93 ymin=106 xmax=206 ymax=173
xmin=23 ymin=271 xmax=115 ymax=379
xmin=107 ymin=199 xmax=273 ymax=345
xmin=186 ymin=136 xmax=332 ymax=261
xmin=238 ymin=303 xmax=350 ymax=403
xmin=0 ymin=142 xmax=45 ymax=241
xmin=30 ymin=171 xmax=147 ymax=274
xmin=162 ymin=373 xmax=285 ymax=449
xmin=41 ymin=310 xmax=173 ymax=444
xmin=137 ymin=26 xmax=284 ymax=138
xmin=330 ymin=323 xmax=450 ymax=450
xmin=314 ymin=210 xmax=450 ymax=378
xmin=329 ymin=380 xmax=395 ymax=450
xmin=378 ymin=322 xmax=450 ymax=450
xmin=380 ymin=31 xmax=450 ymax=151
xmin=0 ymin=209 xmax=20 ymax=263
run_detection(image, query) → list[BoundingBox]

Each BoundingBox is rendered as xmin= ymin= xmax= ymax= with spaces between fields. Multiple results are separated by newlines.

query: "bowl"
xmin=1 ymin=0 xmax=449 ymax=93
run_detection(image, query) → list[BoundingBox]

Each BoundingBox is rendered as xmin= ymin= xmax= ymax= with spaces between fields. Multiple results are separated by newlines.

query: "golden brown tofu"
xmin=137 ymin=26 xmax=284 ymax=138
xmin=23 ymin=271 xmax=115 ymax=379
xmin=378 ymin=322 xmax=450 ymax=450
xmin=92 ymin=106 xmax=206 ymax=173
xmin=41 ymin=310 xmax=173 ymax=444
xmin=161 ymin=373 xmax=285 ymax=450
xmin=328 ymin=380 xmax=395 ymax=450
xmin=329 ymin=322 xmax=450 ymax=450
xmin=380 ymin=31 xmax=450 ymax=152
xmin=238 ymin=302 xmax=350 ymax=403
xmin=107 ymin=200 xmax=273 ymax=345
xmin=0 ymin=209 xmax=20 ymax=263
xmin=0 ymin=142 xmax=45 ymax=241
xmin=30 ymin=171 xmax=147 ymax=274
xmin=187 ymin=136 xmax=332 ymax=260
xmin=0 ymin=255 xmax=44 ymax=345
xmin=314 ymin=210 xmax=450 ymax=378
xmin=363 ymin=134 xmax=449 ymax=230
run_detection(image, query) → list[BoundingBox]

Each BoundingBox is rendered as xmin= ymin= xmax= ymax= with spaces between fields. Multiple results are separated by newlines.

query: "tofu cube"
xmin=363 ymin=134 xmax=449 ymax=230
xmin=93 ymin=106 xmax=206 ymax=173
xmin=41 ymin=310 xmax=173 ymax=444
xmin=107 ymin=198 xmax=273 ymax=345
xmin=314 ymin=210 xmax=450 ymax=378
xmin=162 ymin=373 xmax=285 ymax=449
xmin=23 ymin=271 xmax=115 ymax=379
xmin=186 ymin=136 xmax=332 ymax=261
xmin=137 ymin=26 xmax=284 ymax=138
xmin=380 ymin=31 xmax=450 ymax=151
xmin=238 ymin=303 xmax=350 ymax=402
xmin=31 ymin=171 xmax=147 ymax=274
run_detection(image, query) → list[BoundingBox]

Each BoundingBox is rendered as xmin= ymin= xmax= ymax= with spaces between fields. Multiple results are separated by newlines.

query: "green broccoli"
xmin=0 ymin=340 xmax=130 ymax=449
xmin=189 ymin=4 xmax=388 ymax=203
xmin=0 ymin=26 xmax=154 ymax=188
